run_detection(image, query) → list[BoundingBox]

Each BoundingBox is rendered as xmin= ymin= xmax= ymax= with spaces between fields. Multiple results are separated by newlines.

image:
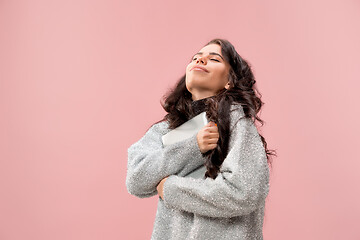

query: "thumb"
xmin=209 ymin=121 xmax=216 ymax=126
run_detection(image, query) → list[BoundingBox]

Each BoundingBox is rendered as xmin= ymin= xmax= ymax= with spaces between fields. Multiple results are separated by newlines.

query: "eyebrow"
xmin=192 ymin=52 xmax=224 ymax=61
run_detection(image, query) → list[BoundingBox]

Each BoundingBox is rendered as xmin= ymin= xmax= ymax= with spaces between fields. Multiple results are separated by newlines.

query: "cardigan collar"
xmin=190 ymin=95 xmax=216 ymax=117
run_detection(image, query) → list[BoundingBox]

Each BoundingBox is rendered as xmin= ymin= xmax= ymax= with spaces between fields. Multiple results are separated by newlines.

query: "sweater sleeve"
xmin=126 ymin=122 xmax=206 ymax=198
xmin=162 ymin=116 xmax=270 ymax=218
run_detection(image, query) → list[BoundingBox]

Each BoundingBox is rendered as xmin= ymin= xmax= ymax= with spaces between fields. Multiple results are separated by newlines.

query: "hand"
xmin=157 ymin=176 xmax=169 ymax=200
xmin=196 ymin=121 xmax=219 ymax=154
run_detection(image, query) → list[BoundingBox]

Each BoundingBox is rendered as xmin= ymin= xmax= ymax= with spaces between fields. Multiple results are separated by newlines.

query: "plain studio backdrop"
xmin=0 ymin=0 xmax=359 ymax=239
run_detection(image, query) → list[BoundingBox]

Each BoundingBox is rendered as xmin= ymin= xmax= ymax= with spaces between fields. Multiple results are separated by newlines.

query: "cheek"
xmin=213 ymin=68 xmax=229 ymax=86
xmin=186 ymin=62 xmax=192 ymax=69
xmin=213 ymin=66 xmax=227 ymax=78
xmin=185 ymin=66 xmax=190 ymax=79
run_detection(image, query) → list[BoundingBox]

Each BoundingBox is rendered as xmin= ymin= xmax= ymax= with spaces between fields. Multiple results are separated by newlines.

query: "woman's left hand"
xmin=157 ymin=176 xmax=169 ymax=199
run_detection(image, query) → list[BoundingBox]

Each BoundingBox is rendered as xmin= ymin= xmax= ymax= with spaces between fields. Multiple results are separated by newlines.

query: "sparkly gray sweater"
xmin=126 ymin=101 xmax=270 ymax=240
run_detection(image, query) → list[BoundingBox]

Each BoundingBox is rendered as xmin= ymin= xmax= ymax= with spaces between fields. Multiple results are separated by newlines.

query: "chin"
xmin=186 ymin=77 xmax=208 ymax=87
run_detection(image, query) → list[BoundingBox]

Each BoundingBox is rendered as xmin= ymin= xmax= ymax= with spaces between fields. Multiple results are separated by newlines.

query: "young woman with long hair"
xmin=126 ymin=38 xmax=276 ymax=239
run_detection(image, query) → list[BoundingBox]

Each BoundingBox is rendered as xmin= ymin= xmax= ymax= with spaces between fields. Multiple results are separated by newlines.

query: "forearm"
xmin=162 ymin=117 xmax=270 ymax=218
xmin=126 ymin=131 xmax=206 ymax=198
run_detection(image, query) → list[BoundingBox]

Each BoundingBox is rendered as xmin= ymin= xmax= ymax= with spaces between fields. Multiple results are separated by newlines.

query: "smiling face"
xmin=185 ymin=43 xmax=231 ymax=101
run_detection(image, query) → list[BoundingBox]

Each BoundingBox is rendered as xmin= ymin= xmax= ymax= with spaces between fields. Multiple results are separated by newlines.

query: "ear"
xmin=224 ymin=82 xmax=230 ymax=89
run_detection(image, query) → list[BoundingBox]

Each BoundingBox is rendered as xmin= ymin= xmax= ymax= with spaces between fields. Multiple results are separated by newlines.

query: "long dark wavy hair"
xmin=153 ymin=38 xmax=276 ymax=179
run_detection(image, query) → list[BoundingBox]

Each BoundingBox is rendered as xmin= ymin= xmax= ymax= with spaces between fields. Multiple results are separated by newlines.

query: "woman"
xmin=126 ymin=38 xmax=276 ymax=240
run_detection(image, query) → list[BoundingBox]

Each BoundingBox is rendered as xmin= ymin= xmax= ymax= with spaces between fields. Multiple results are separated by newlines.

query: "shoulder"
xmin=229 ymin=102 xmax=245 ymax=118
xmin=128 ymin=120 xmax=170 ymax=151
xmin=229 ymin=102 xmax=246 ymax=130
xmin=228 ymin=102 xmax=258 ymax=136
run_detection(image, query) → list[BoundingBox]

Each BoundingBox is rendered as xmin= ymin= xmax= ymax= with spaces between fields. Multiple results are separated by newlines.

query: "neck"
xmin=191 ymin=91 xmax=216 ymax=101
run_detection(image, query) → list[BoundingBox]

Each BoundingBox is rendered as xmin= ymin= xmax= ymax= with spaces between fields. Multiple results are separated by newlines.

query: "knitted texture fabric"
xmin=126 ymin=101 xmax=270 ymax=240
xmin=190 ymin=95 xmax=214 ymax=116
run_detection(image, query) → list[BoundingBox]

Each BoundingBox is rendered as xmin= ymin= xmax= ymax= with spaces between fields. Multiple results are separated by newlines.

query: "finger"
xmin=203 ymin=131 xmax=215 ymax=138
xmin=204 ymin=136 xmax=218 ymax=143
xmin=208 ymin=143 xmax=218 ymax=149
xmin=206 ymin=138 xmax=219 ymax=144
xmin=206 ymin=121 xmax=214 ymax=127
xmin=203 ymin=133 xmax=219 ymax=140
xmin=207 ymin=132 xmax=219 ymax=138
xmin=202 ymin=123 xmax=212 ymax=131
xmin=207 ymin=126 xmax=218 ymax=133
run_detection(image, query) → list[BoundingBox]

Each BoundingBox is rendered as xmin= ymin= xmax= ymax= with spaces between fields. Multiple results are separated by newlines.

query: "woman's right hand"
xmin=196 ymin=121 xmax=219 ymax=154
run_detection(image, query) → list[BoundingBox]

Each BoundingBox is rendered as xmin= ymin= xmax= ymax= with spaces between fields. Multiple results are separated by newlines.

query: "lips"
xmin=191 ymin=65 xmax=209 ymax=72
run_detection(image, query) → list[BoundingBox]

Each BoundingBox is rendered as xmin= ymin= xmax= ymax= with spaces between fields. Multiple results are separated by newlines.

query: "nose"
xmin=196 ymin=56 xmax=207 ymax=64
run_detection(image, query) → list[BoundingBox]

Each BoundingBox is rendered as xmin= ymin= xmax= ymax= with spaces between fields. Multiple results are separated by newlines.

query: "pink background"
xmin=1 ymin=0 xmax=359 ymax=239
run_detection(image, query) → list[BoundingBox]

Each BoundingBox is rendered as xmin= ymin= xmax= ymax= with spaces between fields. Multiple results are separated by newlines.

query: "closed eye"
xmin=192 ymin=58 xmax=220 ymax=62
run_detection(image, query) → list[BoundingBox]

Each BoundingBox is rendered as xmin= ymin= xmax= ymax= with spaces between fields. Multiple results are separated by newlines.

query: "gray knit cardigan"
xmin=126 ymin=102 xmax=270 ymax=240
